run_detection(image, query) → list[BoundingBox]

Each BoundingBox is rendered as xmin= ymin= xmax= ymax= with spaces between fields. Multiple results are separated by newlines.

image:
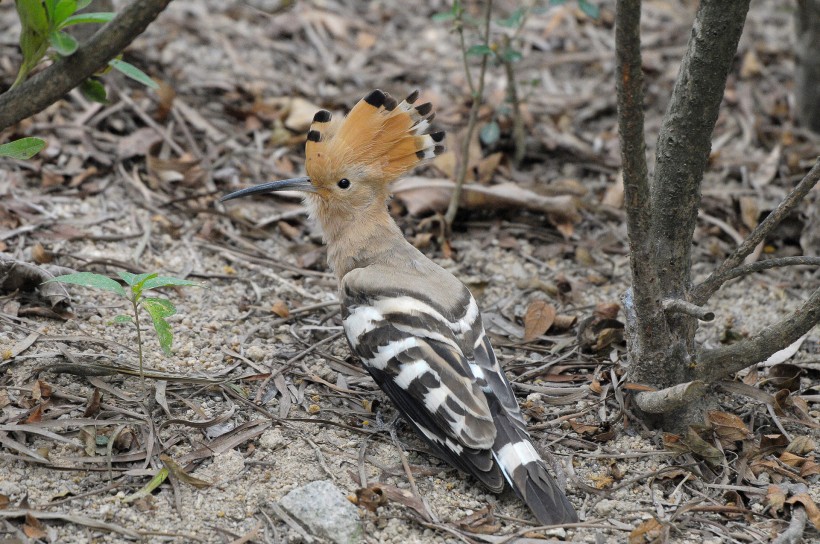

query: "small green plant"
xmin=13 ymin=0 xmax=158 ymax=100
xmin=0 ymin=137 xmax=46 ymax=159
xmin=45 ymin=271 xmax=200 ymax=387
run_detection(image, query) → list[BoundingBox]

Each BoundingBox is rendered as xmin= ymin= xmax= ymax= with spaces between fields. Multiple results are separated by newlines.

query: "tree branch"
xmin=649 ymin=0 xmax=751 ymax=298
xmin=615 ymin=0 xmax=671 ymax=373
xmin=692 ymin=158 xmax=820 ymax=305
xmin=0 ymin=0 xmax=173 ymax=132
xmin=695 ymin=256 xmax=820 ymax=297
xmin=696 ymin=286 xmax=820 ymax=383
xmin=634 ymin=380 xmax=707 ymax=414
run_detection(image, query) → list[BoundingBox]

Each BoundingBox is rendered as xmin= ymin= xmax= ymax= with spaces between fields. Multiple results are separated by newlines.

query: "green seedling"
xmin=45 ymin=271 xmax=200 ymax=387
xmin=13 ymin=0 xmax=157 ymax=100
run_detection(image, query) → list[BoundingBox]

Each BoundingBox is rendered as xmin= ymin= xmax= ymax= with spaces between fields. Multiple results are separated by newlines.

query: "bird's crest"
xmin=305 ymin=89 xmax=444 ymax=187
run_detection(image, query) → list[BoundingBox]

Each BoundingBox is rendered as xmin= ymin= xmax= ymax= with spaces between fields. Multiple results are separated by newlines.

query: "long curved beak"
xmin=220 ymin=177 xmax=315 ymax=202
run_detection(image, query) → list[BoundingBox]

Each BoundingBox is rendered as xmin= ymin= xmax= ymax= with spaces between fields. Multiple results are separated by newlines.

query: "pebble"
xmin=278 ymin=480 xmax=362 ymax=544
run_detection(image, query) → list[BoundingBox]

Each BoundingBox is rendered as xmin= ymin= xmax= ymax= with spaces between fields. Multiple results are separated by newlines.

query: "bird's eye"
xmin=337 ymin=178 xmax=351 ymax=189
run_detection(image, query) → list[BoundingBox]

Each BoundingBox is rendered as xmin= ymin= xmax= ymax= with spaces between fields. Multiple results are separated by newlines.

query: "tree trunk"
xmin=795 ymin=0 xmax=820 ymax=133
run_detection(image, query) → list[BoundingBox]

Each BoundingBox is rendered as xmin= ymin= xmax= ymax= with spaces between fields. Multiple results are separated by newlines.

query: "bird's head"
xmin=221 ymin=89 xmax=444 ymax=222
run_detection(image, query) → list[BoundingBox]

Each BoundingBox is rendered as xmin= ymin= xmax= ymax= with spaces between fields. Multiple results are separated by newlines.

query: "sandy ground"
xmin=1 ymin=0 xmax=819 ymax=542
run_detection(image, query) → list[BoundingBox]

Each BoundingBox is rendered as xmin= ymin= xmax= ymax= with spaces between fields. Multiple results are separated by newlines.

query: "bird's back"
xmin=340 ymin=240 xmax=578 ymax=524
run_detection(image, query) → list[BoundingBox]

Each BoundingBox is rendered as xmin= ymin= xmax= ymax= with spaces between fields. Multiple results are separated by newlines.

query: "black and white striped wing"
xmin=341 ymin=286 xmax=505 ymax=492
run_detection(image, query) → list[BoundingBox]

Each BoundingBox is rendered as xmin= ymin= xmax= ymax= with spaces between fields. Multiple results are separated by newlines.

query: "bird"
xmin=221 ymin=89 xmax=578 ymax=525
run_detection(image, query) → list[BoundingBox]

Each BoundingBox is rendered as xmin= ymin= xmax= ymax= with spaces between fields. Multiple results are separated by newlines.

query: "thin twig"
xmin=692 ymin=158 xmax=820 ymax=305
xmin=695 ymin=256 xmax=820 ymax=294
xmin=444 ymin=0 xmax=493 ymax=229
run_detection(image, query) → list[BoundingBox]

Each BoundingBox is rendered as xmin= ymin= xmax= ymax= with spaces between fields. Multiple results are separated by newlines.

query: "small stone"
xmin=246 ymin=345 xmax=266 ymax=361
xmin=278 ymin=480 xmax=362 ymax=544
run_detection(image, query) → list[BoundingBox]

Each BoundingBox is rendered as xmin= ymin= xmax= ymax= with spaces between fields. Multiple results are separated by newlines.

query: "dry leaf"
xmin=629 ymin=518 xmax=664 ymax=544
xmin=766 ymin=484 xmax=786 ymax=512
xmin=161 ymin=454 xmax=211 ymax=489
xmin=602 ymin=171 xmax=624 ymax=208
xmin=353 ymin=485 xmax=389 ymax=512
xmin=523 ymin=300 xmax=556 ymax=342
xmin=594 ymin=302 xmax=620 ymax=319
xmin=270 ymin=300 xmax=290 ymax=318
xmin=738 ymin=196 xmax=759 ymax=231
xmin=31 ymin=243 xmax=52 ymax=264
xmin=800 ymin=458 xmax=820 ymax=477
xmin=750 ymin=144 xmax=781 ymax=189
xmin=740 ymin=49 xmax=763 ymax=79
xmin=477 ymin=152 xmax=503 ymax=184
xmin=778 ymin=451 xmax=805 ymax=468
xmin=785 ymin=494 xmax=820 ymax=529
xmin=31 ymin=380 xmax=52 ymax=401
xmin=768 ymin=363 xmax=802 ymax=392
xmin=590 ymin=473 xmax=614 ymax=489
xmin=707 ymin=411 xmax=752 ymax=443
xmin=23 ymin=513 xmax=47 ymax=539
xmin=786 ymin=436 xmax=815 ymax=455
xmin=83 ymin=388 xmax=102 ymax=417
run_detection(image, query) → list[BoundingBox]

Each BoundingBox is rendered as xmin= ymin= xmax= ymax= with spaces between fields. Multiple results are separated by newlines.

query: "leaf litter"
xmin=0 ymin=0 xmax=819 ymax=542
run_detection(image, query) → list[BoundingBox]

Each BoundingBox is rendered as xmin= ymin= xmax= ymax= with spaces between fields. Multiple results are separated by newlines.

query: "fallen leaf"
xmin=786 ymin=436 xmax=815 ymax=455
xmin=766 ymin=484 xmax=786 ymax=512
xmin=270 ymin=300 xmax=290 ymax=318
xmin=768 ymin=363 xmax=802 ymax=392
xmin=83 ymin=388 xmax=102 ymax=417
xmin=785 ymin=493 xmax=820 ymax=529
xmin=161 ymin=454 xmax=211 ymax=489
xmin=523 ymin=300 xmax=556 ymax=342
xmin=352 ymin=485 xmax=388 ymax=512
xmin=750 ymin=144 xmax=781 ymax=189
xmin=778 ymin=451 xmax=805 ymax=468
xmin=707 ymin=411 xmax=752 ymax=444
xmin=740 ymin=49 xmax=763 ymax=79
xmin=629 ymin=518 xmax=664 ymax=544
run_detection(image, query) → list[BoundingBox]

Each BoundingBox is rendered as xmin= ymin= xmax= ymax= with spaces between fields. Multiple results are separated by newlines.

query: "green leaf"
xmin=501 ymin=48 xmax=523 ymax=63
xmin=466 ymin=44 xmax=493 ymax=57
xmin=49 ymin=30 xmax=78 ymax=55
xmin=142 ymin=297 xmax=176 ymax=355
xmin=480 ymin=121 xmax=501 ymax=145
xmin=123 ymin=467 xmax=169 ymax=503
xmin=14 ymin=0 xmax=50 ymax=86
xmin=116 ymin=271 xmax=155 ymax=288
xmin=0 ymin=138 xmax=47 ymax=159
xmin=60 ymin=11 xmax=115 ymax=27
xmin=76 ymin=0 xmax=92 ymax=10
xmin=19 ymin=0 xmax=51 ymax=32
xmin=45 ymin=272 xmax=126 ymax=297
xmin=112 ymin=315 xmax=133 ymax=323
xmin=53 ymin=0 xmax=78 ymax=26
xmin=431 ymin=11 xmax=456 ymax=22
xmin=497 ymin=7 xmax=525 ymax=28
xmin=79 ymin=78 xmax=107 ymax=103
xmin=108 ymin=59 xmax=158 ymax=89
xmin=141 ymin=276 xmax=200 ymax=292
xmin=578 ymin=0 xmax=600 ymax=19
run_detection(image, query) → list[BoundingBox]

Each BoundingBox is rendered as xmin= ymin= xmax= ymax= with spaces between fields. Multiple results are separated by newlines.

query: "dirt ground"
xmin=1 ymin=1 xmax=819 ymax=543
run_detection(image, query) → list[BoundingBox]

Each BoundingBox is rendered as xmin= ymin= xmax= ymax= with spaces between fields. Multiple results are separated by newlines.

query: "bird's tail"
xmin=491 ymin=404 xmax=578 ymax=525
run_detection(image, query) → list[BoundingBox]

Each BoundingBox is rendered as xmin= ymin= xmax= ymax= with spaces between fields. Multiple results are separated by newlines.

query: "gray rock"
xmin=278 ymin=480 xmax=362 ymax=544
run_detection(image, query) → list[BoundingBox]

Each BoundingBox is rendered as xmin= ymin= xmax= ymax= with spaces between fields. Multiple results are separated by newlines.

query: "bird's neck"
xmin=308 ymin=195 xmax=406 ymax=278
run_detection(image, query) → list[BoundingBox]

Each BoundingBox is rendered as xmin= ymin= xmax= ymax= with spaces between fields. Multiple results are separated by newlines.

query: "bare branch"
xmin=650 ymin=0 xmax=751 ymax=297
xmin=616 ymin=0 xmax=671 ymax=370
xmin=692 ymin=158 xmax=820 ymax=305
xmin=0 ymin=0 xmax=173 ymax=132
xmin=695 ymin=256 xmax=820 ymax=298
xmin=445 ymin=0 xmax=492 ymax=229
xmin=696 ymin=286 xmax=820 ymax=383
xmin=772 ymin=504 xmax=808 ymax=544
xmin=634 ymin=381 xmax=707 ymax=414
xmin=663 ymin=299 xmax=714 ymax=321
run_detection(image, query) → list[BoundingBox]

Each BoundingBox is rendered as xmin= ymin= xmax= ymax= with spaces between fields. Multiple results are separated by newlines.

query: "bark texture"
xmin=795 ymin=0 xmax=820 ymax=133
xmin=615 ymin=0 xmax=671 ymax=384
xmin=0 ymin=0 xmax=173 ymax=132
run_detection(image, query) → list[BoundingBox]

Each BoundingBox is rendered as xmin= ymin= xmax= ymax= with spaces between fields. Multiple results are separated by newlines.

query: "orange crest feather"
xmin=305 ymin=90 xmax=444 ymax=187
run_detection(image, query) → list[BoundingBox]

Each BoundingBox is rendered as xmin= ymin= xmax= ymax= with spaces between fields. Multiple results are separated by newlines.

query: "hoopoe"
xmin=222 ymin=89 xmax=578 ymax=525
